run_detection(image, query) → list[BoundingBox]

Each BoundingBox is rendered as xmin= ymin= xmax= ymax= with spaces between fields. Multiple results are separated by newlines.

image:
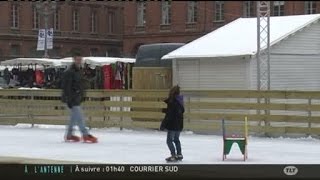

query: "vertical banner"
xmin=46 ymin=28 xmax=53 ymax=49
xmin=36 ymin=29 xmax=45 ymax=51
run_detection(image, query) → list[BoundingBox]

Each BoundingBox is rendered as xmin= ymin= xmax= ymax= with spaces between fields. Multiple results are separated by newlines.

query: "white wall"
xmin=250 ymin=21 xmax=320 ymax=91
xmin=175 ymin=57 xmax=250 ymax=90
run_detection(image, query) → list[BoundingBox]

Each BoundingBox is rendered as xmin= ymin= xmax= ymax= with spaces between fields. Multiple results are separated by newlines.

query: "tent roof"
xmin=83 ymin=57 xmax=135 ymax=66
xmin=162 ymin=14 xmax=320 ymax=60
xmin=62 ymin=57 xmax=135 ymax=67
xmin=0 ymin=58 xmax=72 ymax=67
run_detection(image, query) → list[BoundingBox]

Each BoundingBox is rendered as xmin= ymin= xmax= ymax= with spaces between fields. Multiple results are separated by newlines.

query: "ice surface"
xmin=0 ymin=125 xmax=319 ymax=164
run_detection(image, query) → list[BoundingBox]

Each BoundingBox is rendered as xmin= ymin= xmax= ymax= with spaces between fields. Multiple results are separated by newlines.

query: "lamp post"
xmin=35 ymin=1 xmax=56 ymax=58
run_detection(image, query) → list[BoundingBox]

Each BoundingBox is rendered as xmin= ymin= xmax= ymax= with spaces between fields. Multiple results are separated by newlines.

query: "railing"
xmin=0 ymin=89 xmax=320 ymax=136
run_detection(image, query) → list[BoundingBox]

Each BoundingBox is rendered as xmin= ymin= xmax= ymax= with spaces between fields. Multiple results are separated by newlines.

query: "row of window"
xmin=136 ymin=1 xmax=318 ymax=26
xmin=8 ymin=44 xmax=116 ymax=58
xmin=11 ymin=4 xmax=116 ymax=34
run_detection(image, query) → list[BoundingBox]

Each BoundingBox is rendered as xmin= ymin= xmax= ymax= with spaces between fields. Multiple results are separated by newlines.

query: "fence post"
xmin=265 ymin=96 xmax=271 ymax=127
xmin=29 ymin=91 xmax=34 ymax=128
xmin=187 ymin=96 xmax=191 ymax=123
xmin=257 ymin=97 xmax=262 ymax=126
xmin=308 ymin=97 xmax=312 ymax=136
xmin=120 ymin=95 xmax=124 ymax=131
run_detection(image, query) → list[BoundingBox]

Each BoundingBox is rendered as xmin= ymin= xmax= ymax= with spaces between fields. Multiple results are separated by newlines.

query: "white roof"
xmin=0 ymin=58 xmax=72 ymax=67
xmin=83 ymin=57 xmax=135 ymax=67
xmin=162 ymin=14 xmax=320 ymax=60
xmin=63 ymin=57 xmax=135 ymax=68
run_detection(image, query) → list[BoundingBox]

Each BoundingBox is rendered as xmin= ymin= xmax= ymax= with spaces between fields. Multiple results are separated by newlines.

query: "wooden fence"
xmin=132 ymin=67 xmax=172 ymax=89
xmin=0 ymin=89 xmax=320 ymax=136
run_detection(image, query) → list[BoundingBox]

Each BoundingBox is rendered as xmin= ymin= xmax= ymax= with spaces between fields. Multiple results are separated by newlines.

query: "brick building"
xmin=123 ymin=1 xmax=320 ymax=58
xmin=0 ymin=1 xmax=123 ymax=61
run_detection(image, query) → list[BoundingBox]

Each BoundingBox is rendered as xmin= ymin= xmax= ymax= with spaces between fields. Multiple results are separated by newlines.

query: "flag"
xmin=36 ymin=29 xmax=45 ymax=51
xmin=46 ymin=28 xmax=53 ymax=49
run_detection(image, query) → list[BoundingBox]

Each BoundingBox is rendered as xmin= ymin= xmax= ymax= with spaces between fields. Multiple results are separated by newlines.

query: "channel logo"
xmin=283 ymin=166 xmax=298 ymax=176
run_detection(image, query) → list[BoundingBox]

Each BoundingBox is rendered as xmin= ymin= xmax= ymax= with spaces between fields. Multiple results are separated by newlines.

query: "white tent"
xmin=162 ymin=14 xmax=320 ymax=60
xmin=84 ymin=57 xmax=135 ymax=67
xmin=0 ymin=58 xmax=72 ymax=67
xmin=62 ymin=57 xmax=135 ymax=68
xmin=161 ymin=14 xmax=320 ymax=91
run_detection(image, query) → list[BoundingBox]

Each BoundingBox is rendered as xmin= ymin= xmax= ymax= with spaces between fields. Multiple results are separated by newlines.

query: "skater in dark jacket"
xmin=160 ymin=85 xmax=185 ymax=161
xmin=61 ymin=52 xmax=97 ymax=143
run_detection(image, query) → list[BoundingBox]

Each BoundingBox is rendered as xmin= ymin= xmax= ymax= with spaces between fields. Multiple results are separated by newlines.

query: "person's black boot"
xmin=176 ymin=154 xmax=183 ymax=161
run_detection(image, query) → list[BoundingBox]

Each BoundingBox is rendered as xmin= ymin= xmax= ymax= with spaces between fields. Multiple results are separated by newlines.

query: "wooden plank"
xmin=186 ymin=113 xmax=320 ymax=123
xmin=2 ymin=106 xmax=320 ymax=123
xmin=103 ymin=101 xmax=165 ymax=108
xmin=186 ymin=102 xmax=320 ymax=111
xmin=182 ymin=90 xmax=320 ymax=99
xmin=132 ymin=67 xmax=172 ymax=89
xmin=2 ymin=89 xmax=320 ymax=99
xmin=2 ymin=99 xmax=320 ymax=112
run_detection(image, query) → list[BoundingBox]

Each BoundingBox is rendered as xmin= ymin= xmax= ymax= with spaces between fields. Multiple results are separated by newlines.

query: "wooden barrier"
xmin=0 ymin=89 xmax=320 ymax=136
xmin=132 ymin=67 xmax=172 ymax=89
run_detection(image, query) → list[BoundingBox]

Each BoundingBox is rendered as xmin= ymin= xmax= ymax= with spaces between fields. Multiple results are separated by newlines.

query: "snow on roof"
xmin=162 ymin=14 xmax=320 ymax=60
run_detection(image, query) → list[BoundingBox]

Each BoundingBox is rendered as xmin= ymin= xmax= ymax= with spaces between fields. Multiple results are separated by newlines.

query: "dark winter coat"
xmin=160 ymin=95 xmax=185 ymax=131
xmin=61 ymin=64 xmax=85 ymax=107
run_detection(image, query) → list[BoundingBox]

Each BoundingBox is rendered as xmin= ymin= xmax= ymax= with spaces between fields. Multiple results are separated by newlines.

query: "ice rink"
xmin=1 ymin=124 xmax=319 ymax=164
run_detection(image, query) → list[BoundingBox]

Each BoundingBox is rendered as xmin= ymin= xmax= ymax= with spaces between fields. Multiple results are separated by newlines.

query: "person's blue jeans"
xmin=166 ymin=130 xmax=182 ymax=156
xmin=66 ymin=106 xmax=89 ymax=136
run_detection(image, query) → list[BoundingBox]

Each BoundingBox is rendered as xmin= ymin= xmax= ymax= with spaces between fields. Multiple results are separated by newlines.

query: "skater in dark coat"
xmin=61 ymin=52 xmax=97 ymax=143
xmin=160 ymin=85 xmax=185 ymax=161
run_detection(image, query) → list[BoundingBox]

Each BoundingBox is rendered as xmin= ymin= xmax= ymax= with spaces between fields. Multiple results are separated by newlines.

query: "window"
xmin=273 ymin=1 xmax=285 ymax=16
xmin=90 ymin=10 xmax=97 ymax=33
xmin=243 ymin=1 xmax=254 ymax=17
xmin=10 ymin=45 xmax=20 ymax=56
xmin=161 ymin=1 xmax=171 ymax=25
xmin=29 ymin=47 xmax=43 ymax=58
xmin=305 ymin=1 xmax=317 ymax=14
xmin=187 ymin=1 xmax=197 ymax=23
xmin=11 ymin=4 xmax=19 ymax=28
xmin=214 ymin=1 xmax=224 ymax=22
xmin=90 ymin=48 xmax=99 ymax=57
xmin=32 ymin=7 xmax=40 ymax=29
xmin=72 ymin=9 xmax=79 ymax=31
xmin=49 ymin=47 xmax=61 ymax=58
xmin=108 ymin=12 xmax=115 ymax=33
xmin=53 ymin=10 xmax=60 ymax=30
xmin=136 ymin=1 xmax=146 ymax=26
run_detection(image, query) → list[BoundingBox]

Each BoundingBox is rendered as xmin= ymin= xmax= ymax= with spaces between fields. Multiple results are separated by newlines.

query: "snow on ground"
xmin=0 ymin=124 xmax=319 ymax=164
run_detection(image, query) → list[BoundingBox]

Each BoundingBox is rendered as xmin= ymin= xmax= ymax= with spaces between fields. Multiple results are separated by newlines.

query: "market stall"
xmin=0 ymin=58 xmax=73 ymax=89
xmin=62 ymin=57 xmax=135 ymax=90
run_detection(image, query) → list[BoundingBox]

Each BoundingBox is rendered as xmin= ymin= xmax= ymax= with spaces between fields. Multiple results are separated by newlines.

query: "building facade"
xmin=123 ymin=1 xmax=320 ymax=58
xmin=0 ymin=1 xmax=123 ymax=61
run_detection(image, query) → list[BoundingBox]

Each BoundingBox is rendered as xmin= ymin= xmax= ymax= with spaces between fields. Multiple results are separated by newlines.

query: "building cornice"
xmin=124 ymin=31 xmax=208 ymax=39
xmin=0 ymin=34 xmax=122 ymax=44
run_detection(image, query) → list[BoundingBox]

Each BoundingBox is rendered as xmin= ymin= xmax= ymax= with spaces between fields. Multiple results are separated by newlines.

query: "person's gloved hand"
xmin=160 ymin=125 xmax=165 ymax=131
xmin=67 ymin=102 xmax=73 ymax=109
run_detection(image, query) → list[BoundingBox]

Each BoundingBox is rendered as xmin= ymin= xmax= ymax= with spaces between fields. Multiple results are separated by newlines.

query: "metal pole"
xmin=267 ymin=14 xmax=271 ymax=90
xmin=44 ymin=13 xmax=48 ymax=58
xmin=35 ymin=1 xmax=56 ymax=58
xmin=257 ymin=1 xmax=271 ymax=128
xmin=256 ymin=2 xmax=261 ymax=91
